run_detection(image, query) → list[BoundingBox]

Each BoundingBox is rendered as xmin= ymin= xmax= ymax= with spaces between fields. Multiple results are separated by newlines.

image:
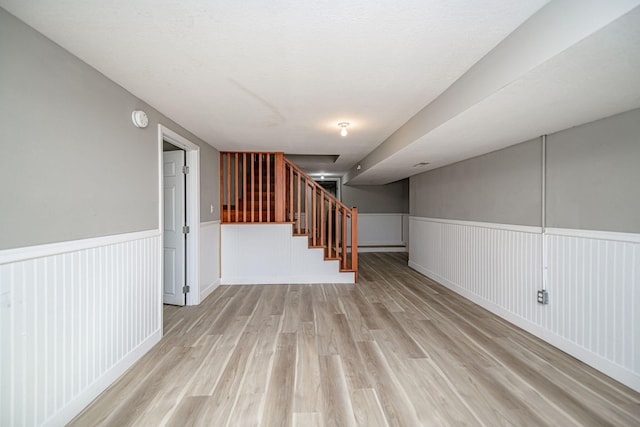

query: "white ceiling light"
xmin=338 ymin=122 xmax=350 ymax=137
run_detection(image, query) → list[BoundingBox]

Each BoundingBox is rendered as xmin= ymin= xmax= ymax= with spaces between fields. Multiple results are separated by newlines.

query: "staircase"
xmin=221 ymin=152 xmax=358 ymax=279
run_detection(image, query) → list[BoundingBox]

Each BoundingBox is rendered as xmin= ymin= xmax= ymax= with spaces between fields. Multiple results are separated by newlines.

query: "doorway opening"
xmin=315 ymin=176 xmax=341 ymax=201
xmin=158 ymin=125 xmax=201 ymax=316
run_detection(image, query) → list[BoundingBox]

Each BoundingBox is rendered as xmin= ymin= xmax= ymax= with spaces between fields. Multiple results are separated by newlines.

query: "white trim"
xmin=0 ymin=229 xmax=159 ymax=265
xmin=408 ymin=260 xmax=640 ymax=393
xmin=223 ymin=275 xmax=355 ymax=285
xmin=409 ymin=216 xmax=542 ymax=234
xmin=407 ymin=216 xmax=640 ymax=243
xmin=545 ymin=227 xmax=640 ymax=244
xmin=45 ymin=329 xmax=162 ymax=427
xmin=157 ymin=129 xmax=163 ymax=234
xmin=352 ymin=213 xmax=406 ymax=217
xmin=358 ymin=242 xmax=406 ymax=247
xmin=201 ymin=220 xmax=221 ymax=226
xmin=357 ymin=246 xmax=407 ymax=253
xmin=158 ymin=125 xmax=201 ymax=306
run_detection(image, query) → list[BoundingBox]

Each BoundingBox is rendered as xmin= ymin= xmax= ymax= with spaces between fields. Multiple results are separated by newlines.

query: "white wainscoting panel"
xmin=199 ymin=221 xmax=221 ymax=302
xmin=545 ymin=228 xmax=639 ymax=385
xmin=409 ymin=217 xmax=640 ymax=392
xmin=221 ymin=224 xmax=354 ymax=284
xmin=409 ymin=217 xmax=543 ymax=325
xmin=0 ymin=231 xmax=162 ymax=427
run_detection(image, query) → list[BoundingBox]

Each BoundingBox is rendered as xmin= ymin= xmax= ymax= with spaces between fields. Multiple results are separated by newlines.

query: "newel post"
xmin=274 ymin=152 xmax=285 ymax=222
xmin=351 ymin=207 xmax=358 ymax=280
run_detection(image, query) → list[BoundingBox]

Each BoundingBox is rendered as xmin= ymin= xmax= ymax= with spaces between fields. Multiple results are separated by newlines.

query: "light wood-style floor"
xmin=70 ymin=253 xmax=640 ymax=426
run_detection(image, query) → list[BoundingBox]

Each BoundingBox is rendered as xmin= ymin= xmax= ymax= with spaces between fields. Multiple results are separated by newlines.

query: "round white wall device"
xmin=131 ymin=110 xmax=149 ymax=128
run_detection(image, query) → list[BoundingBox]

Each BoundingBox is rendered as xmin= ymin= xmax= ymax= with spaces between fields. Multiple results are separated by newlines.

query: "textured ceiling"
xmin=2 ymin=0 xmax=639 ymax=183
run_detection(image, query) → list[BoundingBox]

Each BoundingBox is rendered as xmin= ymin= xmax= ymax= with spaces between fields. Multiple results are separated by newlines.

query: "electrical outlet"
xmin=537 ymin=290 xmax=549 ymax=305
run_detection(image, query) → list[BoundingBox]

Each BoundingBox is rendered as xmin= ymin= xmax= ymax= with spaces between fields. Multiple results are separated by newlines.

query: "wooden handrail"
xmin=220 ymin=151 xmax=358 ymax=279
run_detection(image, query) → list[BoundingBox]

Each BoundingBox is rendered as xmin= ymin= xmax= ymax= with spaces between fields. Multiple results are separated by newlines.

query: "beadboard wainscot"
xmin=409 ymin=216 xmax=640 ymax=392
xmin=0 ymin=230 xmax=162 ymax=427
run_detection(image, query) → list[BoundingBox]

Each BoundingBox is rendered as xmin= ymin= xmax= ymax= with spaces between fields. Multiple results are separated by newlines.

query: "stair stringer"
xmin=220 ymin=223 xmax=355 ymax=284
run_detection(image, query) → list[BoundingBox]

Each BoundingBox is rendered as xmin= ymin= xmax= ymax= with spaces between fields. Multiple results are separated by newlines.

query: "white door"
xmin=163 ymin=150 xmax=186 ymax=306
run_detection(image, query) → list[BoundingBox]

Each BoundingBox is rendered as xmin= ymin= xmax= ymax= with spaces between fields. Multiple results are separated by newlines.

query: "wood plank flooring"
xmin=69 ymin=253 xmax=640 ymax=426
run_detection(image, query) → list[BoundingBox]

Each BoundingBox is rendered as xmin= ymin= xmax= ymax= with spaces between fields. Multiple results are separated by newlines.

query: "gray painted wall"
xmin=342 ymin=179 xmax=409 ymax=213
xmin=200 ymin=143 xmax=220 ymax=223
xmin=0 ymin=9 xmax=219 ymax=250
xmin=546 ymin=108 xmax=640 ymax=233
xmin=410 ymin=139 xmax=542 ymax=226
xmin=410 ymin=108 xmax=640 ymax=233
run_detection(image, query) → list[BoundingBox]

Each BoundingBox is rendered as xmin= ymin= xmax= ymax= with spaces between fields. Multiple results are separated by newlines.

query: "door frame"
xmin=158 ymin=124 xmax=201 ymax=306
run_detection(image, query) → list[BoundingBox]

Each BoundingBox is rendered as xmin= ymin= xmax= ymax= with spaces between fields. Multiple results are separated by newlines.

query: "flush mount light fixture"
xmin=338 ymin=122 xmax=350 ymax=137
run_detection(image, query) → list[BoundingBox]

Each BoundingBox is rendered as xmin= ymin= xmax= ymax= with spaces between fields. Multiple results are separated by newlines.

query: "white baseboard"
xmin=222 ymin=273 xmax=355 ymax=285
xmin=200 ymin=279 xmax=221 ymax=301
xmin=358 ymin=246 xmax=407 ymax=253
